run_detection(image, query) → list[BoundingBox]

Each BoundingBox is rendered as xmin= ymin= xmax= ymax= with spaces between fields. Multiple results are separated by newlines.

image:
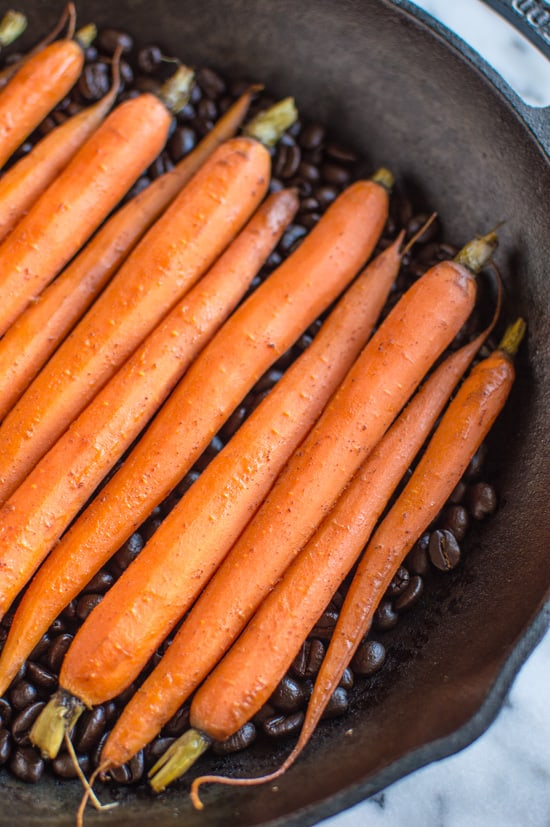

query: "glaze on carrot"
xmin=0 ymin=136 xmax=271 ymax=504
xmin=0 ymin=87 xmax=258 ymax=421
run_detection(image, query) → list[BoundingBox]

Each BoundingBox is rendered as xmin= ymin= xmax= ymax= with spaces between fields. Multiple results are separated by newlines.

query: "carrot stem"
xmin=370 ymin=167 xmax=394 ymax=192
xmin=158 ymin=63 xmax=195 ymax=114
xmin=74 ymin=23 xmax=97 ymax=49
xmin=243 ymin=97 xmax=298 ymax=145
xmin=149 ymin=729 xmax=212 ymax=793
xmin=0 ymin=10 xmax=27 ymax=47
xmin=30 ymin=689 xmax=85 ymax=760
xmin=498 ymin=317 xmax=526 ymax=357
xmin=454 ymin=229 xmax=498 ymax=273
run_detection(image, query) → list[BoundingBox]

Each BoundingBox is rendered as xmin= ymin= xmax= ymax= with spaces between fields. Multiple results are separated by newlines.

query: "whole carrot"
xmin=0 ymin=61 xmax=198 ymax=335
xmin=0 ymin=188 xmax=298 ymax=636
xmin=0 ymin=46 xmax=121 ymax=244
xmin=28 ymin=173 xmax=392 ymax=757
xmin=147 ymin=320 xmax=496 ymax=792
xmin=0 ymin=87 xmax=259 ymax=421
xmin=0 ymin=135 xmax=271 ymax=503
xmin=186 ymin=318 xmax=525 ymax=804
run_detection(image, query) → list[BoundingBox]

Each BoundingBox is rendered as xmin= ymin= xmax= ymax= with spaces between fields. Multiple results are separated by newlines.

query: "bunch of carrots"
xmin=0 ymin=6 xmax=525 ymax=823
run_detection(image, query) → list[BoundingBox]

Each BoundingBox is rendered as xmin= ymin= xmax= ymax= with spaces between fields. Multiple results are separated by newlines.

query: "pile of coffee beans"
xmin=0 ymin=24 xmax=499 ymax=788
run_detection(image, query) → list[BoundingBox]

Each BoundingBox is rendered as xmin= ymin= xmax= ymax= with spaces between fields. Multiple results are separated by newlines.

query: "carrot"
xmin=0 ymin=188 xmax=297 ymax=648
xmin=0 ymin=87 xmax=258 ymax=422
xmin=0 ymin=135 xmax=271 ymax=504
xmin=147 ymin=319 xmax=497 ymax=793
xmin=29 ymin=173 xmax=393 ymax=758
xmin=0 ymin=46 xmax=121 ymax=244
xmin=185 ymin=317 xmax=527 ymax=804
xmin=0 ymin=34 xmax=85 ymax=170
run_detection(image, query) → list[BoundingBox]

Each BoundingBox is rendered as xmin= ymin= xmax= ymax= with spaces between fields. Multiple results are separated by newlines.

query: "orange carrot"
xmin=28 ymin=174 xmax=392 ymax=758
xmin=147 ymin=321 xmax=496 ymax=793
xmin=0 ymin=136 xmax=271 ymax=503
xmin=0 ymin=189 xmax=297 ymax=636
xmin=0 ymin=34 xmax=85 ymax=170
xmin=185 ymin=318 xmax=526 ymax=803
xmin=0 ymin=87 xmax=257 ymax=421
xmin=0 ymin=47 xmax=121 ymax=244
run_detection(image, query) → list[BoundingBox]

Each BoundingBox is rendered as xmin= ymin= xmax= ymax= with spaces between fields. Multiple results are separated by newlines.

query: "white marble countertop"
xmin=324 ymin=2 xmax=550 ymax=826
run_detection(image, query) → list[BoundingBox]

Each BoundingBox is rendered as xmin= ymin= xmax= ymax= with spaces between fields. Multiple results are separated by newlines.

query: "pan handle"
xmin=480 ymin=0 xmax=550 ymax=60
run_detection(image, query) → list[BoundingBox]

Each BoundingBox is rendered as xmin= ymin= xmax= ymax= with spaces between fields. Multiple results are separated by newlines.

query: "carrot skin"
xmin=99 ymin=234 xmax=406 ymax=766
xmin=188 ymin=329 xmax=490 ymax=742
xmin=0 ymin=136 xmax=271 ymax=504
xmin=0 ymin=92 xmax=173 ymax=335
xmin=53 ymin=179 xmax=390 ymax=708
xmin=0 ymin=39 xmax=84 ymax=169
xmin=0 ymin=89 xmax=255 ymax=421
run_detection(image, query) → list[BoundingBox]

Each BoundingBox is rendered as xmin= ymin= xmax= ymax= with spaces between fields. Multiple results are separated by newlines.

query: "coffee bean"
xmin=25 ymin=662 xmax=57 ymax=693
xmin=162 ymin=705 xmax=190 ymax=738
xmin=467 ymin=481 xmax=497 ymax=520
xmin=197 ymin=97 xmax=218 ymax=122
xmin=137 ymin=45 xmax=163 ymax=74
xmin=79 ymin=62 xmax=110 ymax=101
xmin=270 ymin=675 xmax=304 ymax=712
xmin=374 ymin=599 xmax=398 ymax=631
xmin=196 ymin=66 xmax=226 ymax=99
xmin=315 ymin=185 xmax=338 ymax=208
xmin=298 ymin=123 xmax=325 ymax=150
xmin=407 ymin=532 xmax=431 ymax=576
xmin=10 ymin=680 xmax=37 ymax=710
xmin=394 ymin=575 xmax=424 ymax=611
xmin=321 ymin=162 xmax=351 ymax=187
xmin=262 ymin=711 xmax=304 ymax=738
xmin=428 ymin=529 xmax=461 ymax=571
xmin=273 ymin=143 xmax=301 ymax=179
xmin=45 ymin=633 xmax=73 ymax=673
xmin=76 ymin=593 xmax=103 ymax=621
xmin=11 ymin=702 xmax=45 ymax=744
xmin=112 ymin=532 xmax=144 ymax=574
xmin=52 ymin=750 xmax=91 ymax=779
xmin=108 ymin=750 xmax=145 ymax=784
xmin=0 ymin=728 xmax=11 ymax=765
xmin=339 ymin=667 xmax=354 ymax=690
xmin=311 ymin=607 xmax=339 ymax=639
xmin=386 ymin=566 xmax=410 ymax=597
xmin=291 ymin=638 xmax=325 ymax=679
xmin=297 ymin=162 xmax=321 ymax=185
xmin=144 ymin=736 xmax=175 ymax=769
xmin=464 ymin=444 xmax=488 ymax=480
xmin=324 ymin=142 xmax=358 ymax=164
xmin=97 ymin=28 xmax=134 ymax=55
xmin=406 ymin=213 xmax=440 ymax=245
xmin=168 ymin=126 xmax=197 ymax=162
xmin=74 ymin=706 xmax=107 ymax=754
xmin=279 ymin=223 xmax=308 ymax=254
xmin=0 ymin=699 xmax=12 ymax=728
xmin=351 ymin=639 xmax=386 ymax=676
xmin=10 ymin=746 xmax=44 ymax=782
xmin=449 ymin=479 xmax=467 ymax=504
xmin=213 ymin=722 xmax=256 ymax=754
xmin=439 ymin=505 xmax=470 ymax=541
xmin=83 ymin=569 xmax=115 ymax=594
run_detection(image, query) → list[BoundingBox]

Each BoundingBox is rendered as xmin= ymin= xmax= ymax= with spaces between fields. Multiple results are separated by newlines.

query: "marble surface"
xmin=322 ymin=2 xmax=550 ymax=827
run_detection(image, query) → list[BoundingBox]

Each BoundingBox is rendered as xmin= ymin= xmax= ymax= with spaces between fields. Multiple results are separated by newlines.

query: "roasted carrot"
xmin=0 ymin=136 xmax=270 ymax=504
xmin=183 ymin=318 xmax=526 ymax=803
xmin=0 ymin=47 xmax=121 ymax=244
xmin=147 ymin=319 xmax=497 ymax=792
xmin=0 ymin=188 xmax=297 ymax=644
xmin=29 ymin=174 xmax=392 ymax=757
xmin=0 ymin=87 xmax=258 ymax=421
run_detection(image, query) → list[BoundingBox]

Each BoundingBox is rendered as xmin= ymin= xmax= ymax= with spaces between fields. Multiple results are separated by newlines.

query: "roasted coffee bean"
xmin=10 ymin=746 xmax=44 ymax=782
xmin=464 ymin=444 xmax=487 ymax=480
xmin=52 ymin=750 xmax=91 ymax=779
xmin=213 ymin=722 xmax=256 ymax=754
xmin=25 ymin=662 xmax=57 ymax=693
xmin=386 ymin=566 xmax=410 ymax=597
xmin=74 ymin=706 xmax=108 ymax=754
xmin=144 ymin=736 xmax=175 ymax=768
xmin=90 ymin=731 xmax=109 ymax=768
xmin=148 ymin=151 xmax=172 ymax=180
xmin=196 ymin=66 xmax=226 ymax=99
xmin=315 ymin=184 xmax=338 ymax=208
xmin=406 ymin=212 xmax=440 ymax=245
xmin=197 ymin=97 xmax=218 ymax=122
xmin=467 ymin=481 xmax=497 ymax=520
xmin=298 ymin=122 xmax=325 ymax=150
xmin=0 ymin=698 xmax=12 ymax=728
xmin=311 ymin=607 xmax=339 ymax=639
xmin=137 ymin=44 xmax=163 ymax=74
xmin=351 ymin=639 xmax=386 ymax=676
xmin=273 ymin=142 xmax=301 ymax=179
xmin=262 ymin=711 xmax=304 ymax=738
xmin=321 ymin=162 xmax=351 ymax=188
xmin=394 ymin=574 xmax=424 ymax=611
xmin=279 ymin=223 xmax=307 ymax=254
xmin=298 ymin=195 xmax=321 ymax=214
xmin=37 ymin=115 xmax=57 ymax=137
xmin=300 ymin=211 xmax=322 ymax=229
xmin=48 ymin=617 xmax=67 ymax=635
xmin=0 ymin=728 xmax=11 ymax=765
xmin=76 ymin=593 xmax=104 ymax=621
xmin=449 ymin=479 xmax=467 ymax=504
xmin=374 ymin=599 xmax=399 ymax=631
xmin=162 ymin=705 xmax=190 ymax=738
xmin=9 ymin=680 xmax=37 ymax=710
xmin=193 ymin=434 xmax=224 ymax=473
xmin=84 ymin=569 xmax=115 ymax=594
xmin=297 ymin=162 xmax=321 ymax=185
xmin=406 ymin=532 xmax=431 ymax=576
xmin=270 ymin=675 xmax=304 ymax=712
xmin=79 ymin=62 xmax=111 ymax=101
xmin=439 ymin=505 xmax=470 ymax=541
xmin=108 ymin=750 xmax=145 ymax=784
xmin=29 ymin=633 xmax=51 ymax=663
xmin=125 ymin=175 xmax=152 ymax=201
xmin=61 ymin=600 xmax=78 ymax=624
xmin=219 ymin=404 xmax=248 ymax=441
xmin=119 ymin=59 xmax=135 ymax=88
xmin=112 ymin=532 xmax=144 ymax=574
xmin=45 ymin=633 xmax=73 ymax=673
xmin=168 ymin=125 xmax=197 ymax=162
xmin=339 ymin=667 xmax=354 ymax=690
xmin=114 ymin=682 xmax=137 ymax=709
xmin=11 ymin=702 xmax=45 ymax=744
xmin=97 ymin=28 xmax=134 ymax=55
xmin=324 ymin=142 xmax=358 ymax=164
xmin=322 ymin=687 xmax=349 ymax=719
xmin=291 ymin=638 xmax=325 ymax=679
xmin=428 ymin=529 xmax=461 ymax=571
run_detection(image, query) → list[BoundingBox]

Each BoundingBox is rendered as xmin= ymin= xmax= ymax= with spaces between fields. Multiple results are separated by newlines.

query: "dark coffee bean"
xmin=406 ymin=213 xmax=440 ymax=245
xmin=193 ymin=434 xmax=225 ymax=473
xmin=394 ymin=574 xmax=424 ymax=611
xmin=112 ymin=532 xmax=144 ymax=574
xmin=465 ymin=444 xmax=488 ymax=480
xmin=83 ymin=569 xmax=115 ymax=594
xmin=108 ymin=750 xmax=145 ymax=784
xmin=196 ymin=66 xmax=226 ymax=99
xmin=162 ymin=705 xmax=190 ymax=738
xmin=61 ymin=600 xmax=78 ymax=624
xmin=168 ymin=126 xmax=197 ymax=162
xmin=262 ymin=711 xmax=304 ymax=738
xmin=125 ymin=175 xmax=151 ymax=201
xmin=440 ymin=505 xmax=470 ymax=541
xmin=76 ymin=593 xmax=103 ymax=621
xmin=2 ymin=608 xmax=15 ymax=628
xmin=119 ymin=59 xmax=134 ymax=88
xmin=176 ymin=100 xmax=196 ymax=121
xmin=79 ymin=62 xmax=110 ymax=101
xmin=197 ymin=97 xmax=218 ymax=122
xmin=25 ymin=662 xmax=57 ymax=693
xmin=321 ymin=162 xmax=351 ymax=187
xmin=297 ymin=162 xmax=321 ymax=185
xmin=83 ymin=44 xmax=99 ymax=62
xmin=292 ymin=638 xmax=325 ymax=679
xmin=90 ymin=731 xmax=109 ymax=768
xmin=0 ymin=728 xmax=11 ymax=765
xmin=449 ymin=479 xmax=467 ymax=504
xmin=268 ymin=176 xmax=284 ymax=194
xmin=74 ymin=706 xmax=107 ymax=754
xmin=273 ymin=143 xmax=301 ymax=179
xmin=37 ymin=115 xmax=57 ymax=137
xmin=279 ymin=223 xmax=307 ymax=254
xmin=148 ymin=151 xmax=171 ymax=180
xmin=339 ymin=667 xmax=354 ymax=690
xmin=467 ymin=481 xmax=497 ymax=520
xmin=406 ymin=532 xmax=431 ymax=576
xmin=11 ymin=702 xmax=45 ymax=744
xmin=324 ymin=142 xmax=359 ymax=164
xmin=298 ymin=196 xmax=321 ymax=214
xmin=311 ymin=607 xmax=339 ymax=639
xmin=29 ymin=633 xmax=51 ymax=663
xmin=48 ymin=617 xmax=67 ymax=635
xmin=193 ymin=116 xmax=216 ymax=138
xmin=213 ymin=722 xmax=256 ymax=754
xmin=219 ymin=404 xmax=247 ymax=441
xmin=298 ymin=123 xmax=325 ymax=150
xmin=0 ymin=698 xmax=12 ymax=728
xmin=137 ymin=45 xmax=163 ymax=74
xmin=351 ymin=639 xmax=386 ymax=676
xmin=428 ymin=529 xmax=461 ymax=571
xmin=301 ymin=211 xmax=322 ymax=229
xmin=386 ymin=566 xmax=410 ymax=597
xmin=52 ymin=750 xmax=91 ymax=779
xmin=315 ymin=184 xmax=338 ymax=208
xmin=10 ymin=680 xmax=37 ymax=710
xmin=97 ymin=28 xmax=134 ymax=55
xmin=113 ymin=682 xmax=137 ymax=709
xmin=45 ymin=633 xmax=73 ymax=672
xmin=144 ymin=736 xmax=175 ymax=769
xmin=10 ymin=746 xmax=44 ymax=782
xmin=374 ymin=599 xmax=399 ymax=631
xmin=270 ymin=675 xmax=304 ymax=713
xmin=321 ymin=687 xmax=349 ymax=719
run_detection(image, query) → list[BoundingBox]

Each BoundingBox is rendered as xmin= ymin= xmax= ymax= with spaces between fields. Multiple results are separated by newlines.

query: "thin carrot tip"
xmin=243 ymin=97 xmax=298 ymax=146
xmin=148 ymin=728 xmax=211 ymax=793
xmin=158 ymin=63 xmax=195 ymax=114
xmin=498 ymin=317 xmax=526 ymax=357
xmin=0 ymin=10 xmax=27 ymax=47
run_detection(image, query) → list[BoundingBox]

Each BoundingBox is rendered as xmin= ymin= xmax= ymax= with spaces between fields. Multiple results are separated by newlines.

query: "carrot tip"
xmin=0 ymin=10 xmax=27 ymax=47
xmin=158 ymin=63 xmax=195 ymax=114
xmin=29 ymin=689 xmax=85 ymax=759
xmin=148 ymin=728 xmax=211 ymax=793
xmin=498 ymin=318 xmax=526 ymax=357
xmin=370 ymin=167 xmax=394 ymax=192
xmin=454 ymin=230 xmax=499 ymax=274
xmin=243 ymin=97 xmax=298 ymax=146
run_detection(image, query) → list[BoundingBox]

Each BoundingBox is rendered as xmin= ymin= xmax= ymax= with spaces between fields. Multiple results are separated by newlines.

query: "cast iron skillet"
xmin=2 ymin=1 xmax=549 ymax=824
